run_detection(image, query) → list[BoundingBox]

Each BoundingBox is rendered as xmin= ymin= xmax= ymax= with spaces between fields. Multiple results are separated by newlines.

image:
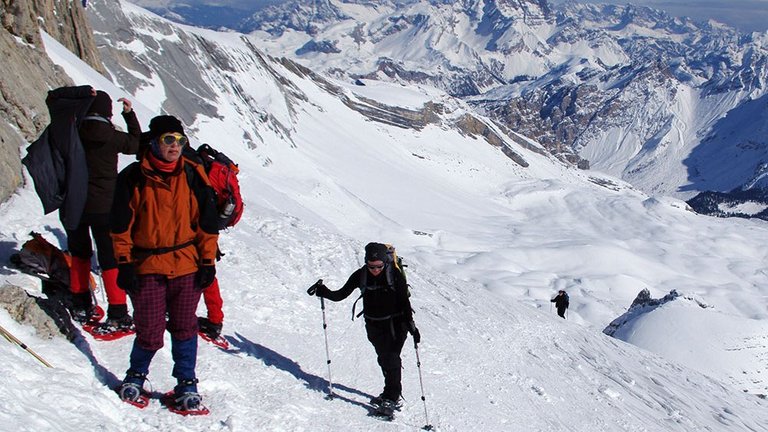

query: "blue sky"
xmin=552 ymin=0 xmax=768 ymax=32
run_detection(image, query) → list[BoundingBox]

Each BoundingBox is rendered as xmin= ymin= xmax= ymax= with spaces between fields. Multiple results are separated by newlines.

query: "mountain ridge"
xmin=143 ymin=0 xmax=768 ymax=198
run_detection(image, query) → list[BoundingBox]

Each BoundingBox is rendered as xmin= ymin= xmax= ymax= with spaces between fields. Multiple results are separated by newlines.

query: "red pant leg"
xmin=102 ymin=268 xmax=126 ymax=306
xmin=202 ymin=277 xmax=224 ymax=324
xmin=69 ymin=256 xmax=91 ymax=294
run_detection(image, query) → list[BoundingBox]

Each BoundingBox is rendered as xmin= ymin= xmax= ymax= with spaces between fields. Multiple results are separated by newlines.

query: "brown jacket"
xmin=80 ymin=111 xmax=141 ymax=214
xmin=111 ymin=155 xmax=219 ymax=278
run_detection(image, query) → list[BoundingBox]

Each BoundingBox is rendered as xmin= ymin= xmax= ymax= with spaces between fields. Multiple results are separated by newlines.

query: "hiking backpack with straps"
xmin=184 ymin=144 xmax=244 ymax=230
xmin=10 ymin=231 xmax=98 ymax=292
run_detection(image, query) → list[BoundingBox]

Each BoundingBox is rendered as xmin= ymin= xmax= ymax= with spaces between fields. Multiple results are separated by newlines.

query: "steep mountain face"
xmin=481 ymin=3 xmax=768 ymax=196
xmin=0 ymin=0 xmax=103 ymax=203
xmin=217 ymin=0 xmax=768 ymax=198
xmin=84 ymin=0 xmax=542 ymax=171
xmin=242 ymin=0 xmax=552 ymax=36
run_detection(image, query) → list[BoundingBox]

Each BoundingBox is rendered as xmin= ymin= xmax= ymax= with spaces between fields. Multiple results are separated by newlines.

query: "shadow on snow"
xmin=227 ymin=332 xmax=374 ymax=410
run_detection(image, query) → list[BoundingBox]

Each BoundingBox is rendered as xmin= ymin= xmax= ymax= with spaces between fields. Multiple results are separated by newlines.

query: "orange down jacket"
xmin=111 ymin=155 xmax=219 ymax=278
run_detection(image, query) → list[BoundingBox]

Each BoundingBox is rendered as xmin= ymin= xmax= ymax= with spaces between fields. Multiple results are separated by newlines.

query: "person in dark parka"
xmin=66 ymin=89 xmax=142 ymax=326
xmin=551 ymin=290 xmax=570 ymax=319
xmin=23 ymin=86 xmax=92 ymax=227
xmin=308 ymin=242 xmax=420 ymax=411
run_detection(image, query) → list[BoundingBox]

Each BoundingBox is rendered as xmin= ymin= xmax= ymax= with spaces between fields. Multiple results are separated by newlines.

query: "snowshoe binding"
xmin=86 ymin=315 xmax=135 ymax=341
xmin=71 ymin=304 xmax=105 ymax=326
xmin=117 ymin=371 xmax=149 ymax=408
xmin=369 ymin=395 xmax=401 ymax=420
xmin=162 ymin=378 xmax=209 ymax=416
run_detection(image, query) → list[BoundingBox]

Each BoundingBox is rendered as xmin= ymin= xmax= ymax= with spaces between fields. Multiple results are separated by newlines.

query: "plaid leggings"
xmin=130 ymin=273 xmax=200 ymax=351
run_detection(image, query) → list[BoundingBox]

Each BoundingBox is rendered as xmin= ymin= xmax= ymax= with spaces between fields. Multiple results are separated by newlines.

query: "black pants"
xmin=365 ymin=318 xmax=407 ymax=400
xmin=66 ymin=213 xmax=117 ymax=270
xmin=557 ymin=307 xmax=567 ymax=319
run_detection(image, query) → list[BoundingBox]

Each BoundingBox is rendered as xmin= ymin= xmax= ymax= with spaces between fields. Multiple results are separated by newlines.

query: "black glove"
xmin=117 ymin=263 xmax=139 ymax=295
xmin=306 ymin=279 xmax=330 ymax=298
xmin=195 ymin=265 xmax=216 ymax=290
xmin=406 ymin=320 xmax=421 ymax=345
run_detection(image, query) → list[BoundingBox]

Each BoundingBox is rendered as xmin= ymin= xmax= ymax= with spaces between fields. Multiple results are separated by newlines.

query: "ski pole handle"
xmin=307 ymin=279 xmax=323 ymax=295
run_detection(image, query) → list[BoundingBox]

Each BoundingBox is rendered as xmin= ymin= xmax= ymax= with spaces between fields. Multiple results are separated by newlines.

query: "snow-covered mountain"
xmin=2 ymin=0 xmax=768 ymax=430
xmin=159 ymin=0 xmax=768 ymax=199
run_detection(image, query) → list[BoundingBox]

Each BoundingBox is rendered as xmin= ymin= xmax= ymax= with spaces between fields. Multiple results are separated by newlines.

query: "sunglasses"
xmin=367 ymin=263 xmax=385 ymax=270
xmin=159 ymin=133 xmax=188 ymax=147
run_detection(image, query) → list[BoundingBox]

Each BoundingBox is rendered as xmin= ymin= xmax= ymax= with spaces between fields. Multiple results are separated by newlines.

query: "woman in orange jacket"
xmin=111 ymin=115 xmax=218 ymax=413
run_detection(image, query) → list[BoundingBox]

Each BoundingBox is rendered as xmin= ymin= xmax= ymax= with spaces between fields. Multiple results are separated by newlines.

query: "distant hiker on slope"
xmin=307 ymin=242 xmax=421 ymax=416
xmin=551 ymin=289 xmax=569 ymax=319
xmin=68 ymin=88 xmax=142 ymax=332
xmin=112 ymin=115 xmax=219 ymax=414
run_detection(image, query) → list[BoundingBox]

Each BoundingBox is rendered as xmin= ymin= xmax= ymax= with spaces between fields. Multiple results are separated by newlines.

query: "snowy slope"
xmin=1 ymin=2 xmax=768 ymax=431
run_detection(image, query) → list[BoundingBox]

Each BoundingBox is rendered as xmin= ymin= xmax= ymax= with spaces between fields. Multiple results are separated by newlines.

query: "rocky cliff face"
xmin=0 ymin=0 xmax=103 ymax=204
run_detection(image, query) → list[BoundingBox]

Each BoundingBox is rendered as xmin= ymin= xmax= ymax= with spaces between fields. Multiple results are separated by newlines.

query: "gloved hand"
xmin=117 ymin=263 xmax=139 ymax=295
xmin=306 ymin=279 xmax=330 ymax=298
xmin=195 ymin=265 xmax=216 ymax=290
xmin=406 ymin=320 xmax=421 ymax=345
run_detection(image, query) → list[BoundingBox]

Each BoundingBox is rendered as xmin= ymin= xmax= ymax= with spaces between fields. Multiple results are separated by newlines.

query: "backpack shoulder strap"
xmin=111 ymin=162 xmax=144 ymax=235
xmin=385 ymin=264 xmax=396 ymax=290
xmin=182 ymin=158 xmax=219 ymax=235
xmin=182 ymin=145 xmax=203 ymax=165
xmin=82 ymin=115 xmax=112 ymax=125
xmin=351 ymin=265 xmax=367 ymax=320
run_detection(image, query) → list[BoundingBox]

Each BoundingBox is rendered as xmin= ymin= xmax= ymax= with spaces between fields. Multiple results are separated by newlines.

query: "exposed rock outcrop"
xmin=0 ymin=0 xmax=104 ymax=204
xmin=0 ymin=284 xmax=75 ymax=340
xmin=454 ymin=113 xmax=529 ymax=167
xmin=603 ymin=288 xmax=711 ymax=337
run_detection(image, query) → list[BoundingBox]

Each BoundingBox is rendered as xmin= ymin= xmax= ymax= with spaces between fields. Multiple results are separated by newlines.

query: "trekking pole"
xmin=413 ymin=340 xmax=434 ymax=431
xmin=307 ymin=279 xmax=334 ymax=399
xmin=95 ymin=267 xmax=106 ymax=303
xmin=320 ymin=296 xmax=334 ymax=399
xmin=0 ymin=324 xmax=53 ymax=368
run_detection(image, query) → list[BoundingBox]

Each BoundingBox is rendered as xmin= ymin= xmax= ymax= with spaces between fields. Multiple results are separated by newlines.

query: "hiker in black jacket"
xmin=67 ymin=88 xmax=141 ymax=327
xmin=551 ymin=290 xmax=570 ymax=319
xmin=308 ymin=242 xmax=420 ymax=411
xmin=23 ymin=86 xmax=141 ymax=327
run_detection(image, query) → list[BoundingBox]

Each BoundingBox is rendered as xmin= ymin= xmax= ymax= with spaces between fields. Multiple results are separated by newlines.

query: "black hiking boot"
xmin=372 ymin=398 xmax=400 ymax=419
xmin=172 ymin=378 xmax=202 ymax=411
xmin=69 ymin=292 xmax=97 ymax=324
xmin=370 ymin=393 xmax=402 ymax=410
xmin=118 ymin=371 xmax=147 ymax=403
xmin=70 ymin=305 xmax=98 ymax=324
xmin=91 ymin=315 xmax=134 ymax=335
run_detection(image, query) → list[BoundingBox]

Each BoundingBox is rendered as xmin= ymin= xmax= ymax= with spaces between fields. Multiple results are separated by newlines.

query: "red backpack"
xmin=188 ymin=144 xmax=244 ymax=229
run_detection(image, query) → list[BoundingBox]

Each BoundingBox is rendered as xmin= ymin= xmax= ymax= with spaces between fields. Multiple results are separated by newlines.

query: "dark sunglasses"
xmin=367 ymin=264 xmax=385 ymax=270
xmin=159 ymin=133 xmax=188 ymax=147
